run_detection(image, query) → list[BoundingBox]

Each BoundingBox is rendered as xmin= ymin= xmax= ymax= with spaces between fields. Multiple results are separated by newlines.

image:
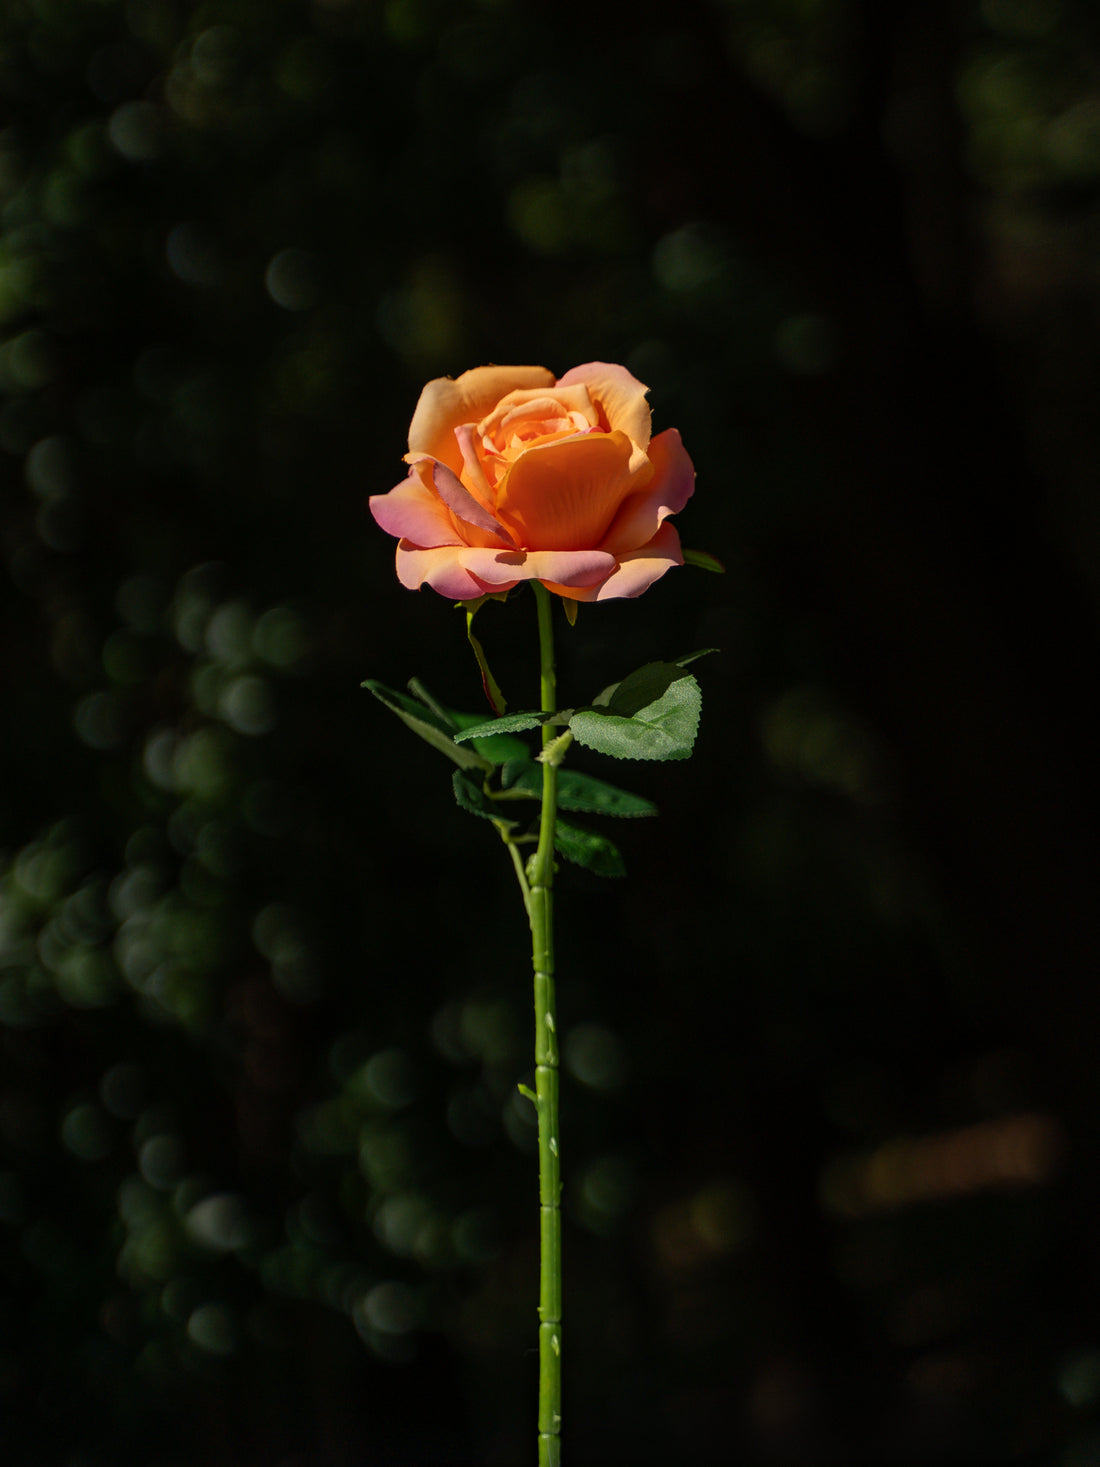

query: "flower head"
xmin=370 ymin=363 xmax=695 ymax=601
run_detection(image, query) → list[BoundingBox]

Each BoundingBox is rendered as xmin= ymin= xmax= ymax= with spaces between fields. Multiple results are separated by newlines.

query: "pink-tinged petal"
xmin=369 ymin=472 xmax=461 ymax=549
xmin=452 ymin=547 xmax=615 ymax=589
xmin=593 ymin=521 xmax=684 ymax=599
xmin=408 ymin=366 xmax=555 ymax=473
xmin=452 ymin=548 xmax=528 ymax=586
xmin=396 ymin=545 xmax=501 ymax=599
xmin=496 ymin=432 xmax=642 ymax=551
xmin=521 ymin=548 xmax=618 ymax=587
xmin=545 ymin=522 xmax=684 ymax=602
xmin=555 ymin=362 xmax=652 ymax=468
xmin=598 ymin=429 xmax=695 ymax=557
xmin=431 ymin=463 xmax=517 ymax=548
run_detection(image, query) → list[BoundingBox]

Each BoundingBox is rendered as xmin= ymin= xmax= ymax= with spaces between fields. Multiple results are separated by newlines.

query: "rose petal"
xmin=496 ymin=431 xmax=642 ymax=551
xmin=456 ymin=546 xmax=617 ymax=588
xmin=598 ymin=429 xmax=695 ymax=557
xmin=544 ymin=522 xmax=684 ymax=602
xmin=478 ymin=385 xmax=598 ymax=446
xmin=454 ymin=424 xmax=496 ymax=501
xmin=396 ymin=544 xmax=506 ymax=599
xmin=555 ymin=362 xmax=652 ymax=469
xmin=408 ymin=366 xmax=555 ymax=473
xmin=520 ymin=548 xmax=619 ymax=587
xmin=593 ymin=522 xmax=684 ymax=599
xmin=369 ymin=472 xmax=462 ymax=549
xmin=430 ymin=462 xmax=517 ymax=548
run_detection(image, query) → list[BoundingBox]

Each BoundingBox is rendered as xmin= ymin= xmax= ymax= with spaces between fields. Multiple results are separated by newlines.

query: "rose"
xmin=369 ymin=362 xmax=695 ymax=602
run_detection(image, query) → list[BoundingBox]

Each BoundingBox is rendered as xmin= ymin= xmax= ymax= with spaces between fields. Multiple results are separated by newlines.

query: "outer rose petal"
xmin=555 ymin=362 xmax=652 ymax=470
xmin=407 ymin=366 xmax=555 ymax=475
xmin=448 ymin=546 xmax=617 ymax=588
xmin=511 ymin=549 xmax=618 ymax=587
xmin=369 ymin=471 xmax=462 ymax=549
xmin=395 ymin=545 xmax=505 ymax=599
xmin=394 ymin=543 xmax=617 ymax=597
xmin=598 ymin=428 xmax=695 ymax=557
xmin=542 ymin=522 xmax=684 ymax=602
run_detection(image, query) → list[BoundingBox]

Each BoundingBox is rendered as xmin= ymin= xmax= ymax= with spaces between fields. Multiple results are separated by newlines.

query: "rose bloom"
xmin=369 ymin=362 xmax=695 ymax=601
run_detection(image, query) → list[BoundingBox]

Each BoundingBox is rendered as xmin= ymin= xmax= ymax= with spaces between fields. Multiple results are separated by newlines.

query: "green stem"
xmin=530 ymin=581 xmax=562 ymax=1466
xmin=494 ymin=821 xmax=533 ymax=920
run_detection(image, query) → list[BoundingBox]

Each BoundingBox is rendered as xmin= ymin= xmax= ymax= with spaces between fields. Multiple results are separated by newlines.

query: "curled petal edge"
xmin=542 ymin=521 xmax=685 ymax=602
xmin=394 ymin=542 xmax=619 ymax=598
xmin=368 ymin=472 xmax=461 ymax=550
xmin=407 ymin=366 xmax=555 ymax=471
xmin=429 ymin=461 xmax=517 ymax=548
xmin=598 ymin=428 xmax=695 ymax=557
xmin=555 ymin=361 xmax=652 ymax=470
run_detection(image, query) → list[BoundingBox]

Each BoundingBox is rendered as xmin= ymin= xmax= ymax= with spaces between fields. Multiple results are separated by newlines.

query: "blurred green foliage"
xmin=2 ymin=0 xmax=1100 ymax=1462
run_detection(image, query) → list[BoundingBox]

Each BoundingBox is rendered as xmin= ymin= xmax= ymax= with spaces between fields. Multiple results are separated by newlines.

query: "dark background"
xmin=2 ymin=0 xmax=1099 ymax=1462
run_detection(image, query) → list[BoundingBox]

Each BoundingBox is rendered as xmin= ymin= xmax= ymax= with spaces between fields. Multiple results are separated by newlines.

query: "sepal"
xmin=457 ymin=596 xmax=509 ymax=715
xmin=682 ymin=548 xmax=725 ymax=574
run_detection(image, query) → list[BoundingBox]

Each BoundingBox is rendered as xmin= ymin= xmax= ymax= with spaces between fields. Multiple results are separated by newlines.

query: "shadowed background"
xmin=2 ymin=0 xmax=1100 ymax=1462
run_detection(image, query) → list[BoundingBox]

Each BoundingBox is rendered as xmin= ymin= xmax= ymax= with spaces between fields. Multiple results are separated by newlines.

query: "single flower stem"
xmin=530 ymin=581 xmax=562 ymax=1466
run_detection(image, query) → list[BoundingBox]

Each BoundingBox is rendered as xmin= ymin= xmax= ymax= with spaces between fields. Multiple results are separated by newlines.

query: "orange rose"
xmin=370 ymin=362 xmax=695 ymax=601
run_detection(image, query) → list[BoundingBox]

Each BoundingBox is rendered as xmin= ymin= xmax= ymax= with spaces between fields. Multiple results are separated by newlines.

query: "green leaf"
xmin=605 ymin=662 xmax=691 ymax=717
xmin=406 ymin=678 xmax=459 ymax=729
xmin=503 ymin=764 xmax=657 ymax=817
xmin=569 ymin=663 xmax=701 ymax=761
xmin=363 ymin=680 xmax=491 ymax=772
xmin=365 ymin=679 xmax=451 ymax=732
xmin=453 ymin=709 xmax=564 ymax=743
xmin=588 ymin=651 xmax=714 ymax=706
xmin=452 ymin=770 xmax=505 ymax=821
xmin=558 ymin=771 xmax=658 ymax=817
xmin=501 ymin=758 xmax=538 ymax=788
xmin=449 ymin=710 xmax=533 ymax=765
xmin=682 ymin=548 xmax=725 ymax=573
xmin=554 ymin=818 xmax=625 ymax=878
